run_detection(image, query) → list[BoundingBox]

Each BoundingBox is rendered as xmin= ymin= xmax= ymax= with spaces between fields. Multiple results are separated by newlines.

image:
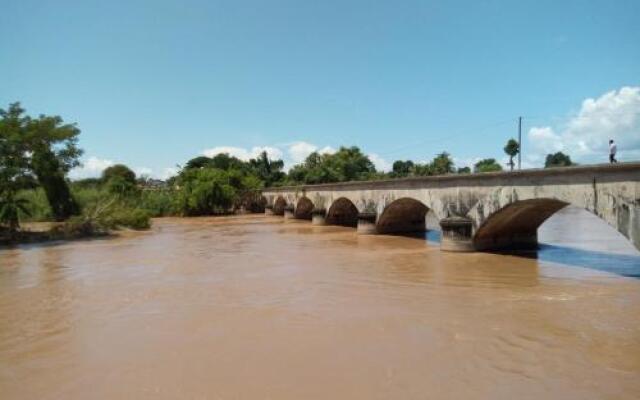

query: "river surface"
xmin=1 ymin=207 xmax=639 ymax=399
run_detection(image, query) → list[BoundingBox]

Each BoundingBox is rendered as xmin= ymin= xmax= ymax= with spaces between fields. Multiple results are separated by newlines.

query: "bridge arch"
xmin=377 ymin=198 xmax=429 ymax=234
xmin=294 ymin=197 xmax=314 ymax=220
xmin=251 ymin=195 xmax=267 ymax=213
xmin=273 ymin=196 xmax=287 ymax=216
xmin=326 ymin=197 xmax=359 ymax=227
xmin=473 ymin=199 xmax=569 ymax=250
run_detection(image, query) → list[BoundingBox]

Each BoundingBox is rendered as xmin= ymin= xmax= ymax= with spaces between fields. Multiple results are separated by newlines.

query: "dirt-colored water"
xmin=1 ymin=208 xmax=639 ymax=399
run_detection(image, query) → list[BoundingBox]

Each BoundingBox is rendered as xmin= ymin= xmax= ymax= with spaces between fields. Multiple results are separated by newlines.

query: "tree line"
xmin=1 ymin=102 xmax=576 ymax=237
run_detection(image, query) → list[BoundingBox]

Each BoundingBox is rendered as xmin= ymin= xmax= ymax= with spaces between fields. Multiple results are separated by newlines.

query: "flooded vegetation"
xmin=1 ymin=208 xmax=639 ymax=399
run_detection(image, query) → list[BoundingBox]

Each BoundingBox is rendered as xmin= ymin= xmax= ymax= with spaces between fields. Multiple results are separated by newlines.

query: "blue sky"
xmin=1 ymin=0 xmax=639 ymax=178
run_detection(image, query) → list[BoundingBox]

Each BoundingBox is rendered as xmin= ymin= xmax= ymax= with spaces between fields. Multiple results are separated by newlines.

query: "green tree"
xmin=174 ymin=157 xmax=267 ymax=216
xmin=101 ymin=164 xmax=138 ymax=197
xmin=175 ymin=168 xmax=237 ymax=216
xmin=210 ymin=153 xmax=246 ymax=171
xmin=0 ymin=104 xmax=36 ymax=193
xmin=102 ymin=164 xmax=136 ymax=184
xmin=457 ymin=166 xmax=471 ymax=174
xmin=296 ymin=151 xmax=340 ymax=184
xmin=287 ymin=146 xmax=376 ymax=184
xmin=545 ymin=152 xmax=574 ymax=168
xmin=183 ymin=152 xmax=286 ymax=188
xmin=184 ymin=154 xmax=247 ymax=172
xmin=0 ymin=103 xmax=81 ymax=220
xmin=185 ymin=156 xmax=215 ymax=170
xmin=391 ymin=160 xmax=414 ymax=178
xmin=411 ymin=163 xmax=431 ymax=176
xmin=248 ymin=151 xmax=286 ymax=187
xmin=429 ymin=152 xmax=455 ymax=175
xmin=474 ymin=158 xmax=503 ymax=173
xmin=503 ymin=138 xmax=519 ymax=171
xmin=327 ymin=146 xmax=376 ymax=182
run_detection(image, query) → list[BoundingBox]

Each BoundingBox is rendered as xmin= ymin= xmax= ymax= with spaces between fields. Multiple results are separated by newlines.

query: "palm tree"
xmin=503 ymin=138 xmax=520 ymax=171
xmin=0 ymin=189 xmax=31 ymax=235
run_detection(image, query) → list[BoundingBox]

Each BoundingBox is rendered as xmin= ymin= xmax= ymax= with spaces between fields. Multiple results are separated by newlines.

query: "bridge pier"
xmin=311 ymin=209 xmax=327 ymax=225
xmin=264 ymin=205 xmax=274 ymax=216
xmin=283 ymin=205 xmax=295 ymax=220
xmin=440 ymin=217 xmax=475 ymax=252
xmin=357 ymin=212 xmax=377 ymax=235
xmin=474 ymin=232 xmax=538 ymax=251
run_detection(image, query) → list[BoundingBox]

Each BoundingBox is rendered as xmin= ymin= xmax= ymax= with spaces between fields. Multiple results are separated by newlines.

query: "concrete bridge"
xmin=262 ymin=162 xmax=640 ymax=252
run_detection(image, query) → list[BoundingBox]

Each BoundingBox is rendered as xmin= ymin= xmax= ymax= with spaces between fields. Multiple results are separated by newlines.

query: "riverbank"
xmin=0 ymin=221 xmax=112 ymax=247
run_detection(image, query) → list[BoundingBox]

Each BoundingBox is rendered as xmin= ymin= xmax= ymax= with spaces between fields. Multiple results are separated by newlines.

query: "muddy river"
xmin=1 ymin=207 xmax=639 ymax=399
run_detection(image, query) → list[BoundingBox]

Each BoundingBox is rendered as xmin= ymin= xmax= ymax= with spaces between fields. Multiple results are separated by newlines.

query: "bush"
xmin=55 ymin=196 xmax=151 ymax=237
xmin=108 ymin=207 xmax=151 ymax=230
xmin=71 ymin=185 xmax=105 ymax=210
xmin=474 ymin=158 xmax=503 ymax=173
xmin=139 ymin=190 xmax=178 ymax=217
xmin=55 ymin=215 xmax=109 ymax=238
xmin=105 ymin=176 xmax=140 ymax=197
xmin=175 ymin=168 xmax=237 ymax=216
xmin=17 ymin=188 xmax=52 ymax=221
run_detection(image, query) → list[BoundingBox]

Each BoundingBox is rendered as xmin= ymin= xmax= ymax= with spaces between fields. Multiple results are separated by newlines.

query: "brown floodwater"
xmin=1 ymin=208 xmax=639 ymax=399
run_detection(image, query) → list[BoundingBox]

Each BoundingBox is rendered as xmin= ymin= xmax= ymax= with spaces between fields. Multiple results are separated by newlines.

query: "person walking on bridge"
xmin=609 ymin=139 xmax=618 ymax=163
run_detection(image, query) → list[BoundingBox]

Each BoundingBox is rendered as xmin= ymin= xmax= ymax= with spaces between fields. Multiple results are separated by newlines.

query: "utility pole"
xmin=518 ymin=116 xmax=522 ymax=170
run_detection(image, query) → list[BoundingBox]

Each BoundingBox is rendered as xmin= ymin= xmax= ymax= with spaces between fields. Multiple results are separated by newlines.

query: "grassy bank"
xmin=18 ymin=185 xmax=177 ymax=223
xmin=2 ymin=185 xmax=165 ymax=246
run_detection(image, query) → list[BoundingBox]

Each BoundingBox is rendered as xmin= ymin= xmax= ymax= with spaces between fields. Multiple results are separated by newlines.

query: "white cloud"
xmin=318 ymin=146 xmax=336 ymax=155
xmin=288 ymin=141 xmax=318 ymax=163
xmin=201 ymin=142 xmax=338 ymax=170
xmin=134 ymin=167 xmax=153 ymax=177
xmin=70 ymin=156 xmax=179 ymax=181
xmin=159 ymin=167 xmax=179 ymax=180
xmin=368 ymin=153 xmax=391 ymax=172
xmin=202 ymin=146 xmax=283 ymax=161
xmin=69 ymin=156 xmax=115 ymax=179
xmin=528 ymin=127 xmax=563 ymax=153
xmin=527 ymin=86 xmax=640 ymax=164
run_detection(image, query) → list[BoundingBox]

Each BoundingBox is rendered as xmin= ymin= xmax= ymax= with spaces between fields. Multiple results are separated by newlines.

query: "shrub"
xmin=55 ymin=196 xmax=151 ymax=238
xmin=175 ymin=168 xmax=237 ymax=216
xmin=71 ymin=185 xmax=106 ymax=210
xmin=17 ymin=188 xmax=52 ymax=221
xmin=139 ymin=190 xmax=178 ymax=217
xmin=108 ymin=207 xmax=151 ymax=230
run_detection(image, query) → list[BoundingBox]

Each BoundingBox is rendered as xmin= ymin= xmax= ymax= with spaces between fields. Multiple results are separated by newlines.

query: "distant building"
xmin=138 ymin=179 xmax=168 ymax=190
